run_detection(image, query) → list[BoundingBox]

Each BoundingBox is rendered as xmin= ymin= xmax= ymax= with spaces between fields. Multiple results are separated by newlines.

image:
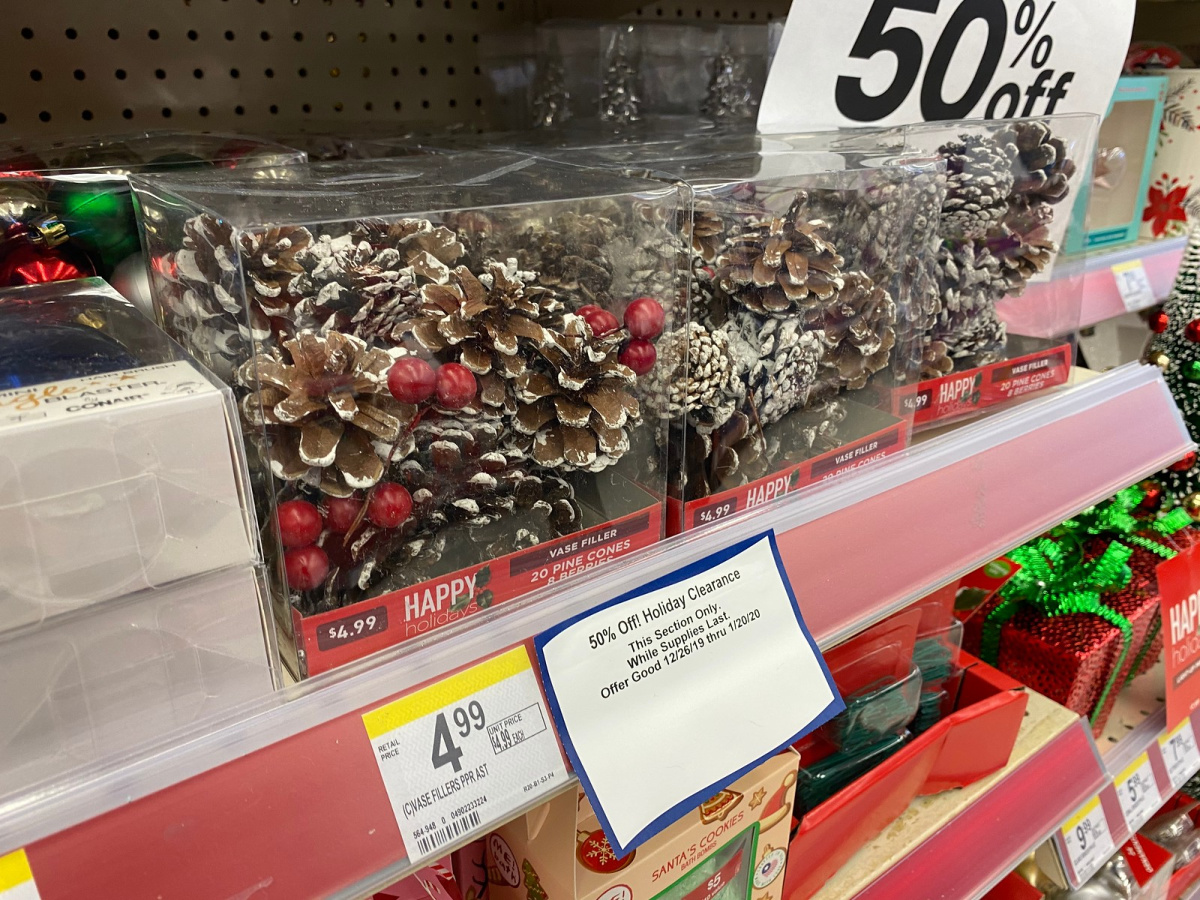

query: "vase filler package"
xmin=132 ymin=153 xmax=684 ymax=676
xmin=538 ymin=136 xmax=933 ymax=532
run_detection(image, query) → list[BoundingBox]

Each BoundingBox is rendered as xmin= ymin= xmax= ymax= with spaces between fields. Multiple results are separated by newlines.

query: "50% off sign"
xmin=759 ymin=0 xmax=1133 ymax=130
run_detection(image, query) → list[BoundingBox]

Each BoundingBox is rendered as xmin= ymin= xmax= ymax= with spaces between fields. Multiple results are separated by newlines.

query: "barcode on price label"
xmin=1115 ymin=753 xmax=1162 ymax=832
xmin=1112 ymin=260 xmax=1156 ymax=312
xmin=363 ymin=647 xmax=567 ymax=863
xmin=1061 ymin=796 xmax=1115 ymax=884
xmin=0 ymin=850 xmax=41 ymax=900
xmin=1158 ymin=720 xmax=1200 ymax=790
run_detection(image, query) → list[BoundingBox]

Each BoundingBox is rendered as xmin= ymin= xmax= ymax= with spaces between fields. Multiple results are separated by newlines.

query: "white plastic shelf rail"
xmin=0 ymin=363 xmax=1191 ymax=900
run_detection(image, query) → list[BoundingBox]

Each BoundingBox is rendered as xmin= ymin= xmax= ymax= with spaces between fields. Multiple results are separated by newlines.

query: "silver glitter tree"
xmin=599 ymin=29 xmax=641 ymax=125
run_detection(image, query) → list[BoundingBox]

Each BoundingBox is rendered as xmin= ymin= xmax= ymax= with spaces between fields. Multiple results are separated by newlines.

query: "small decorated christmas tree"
xmin=1144 ymin=216 xmax=1200 ymax=513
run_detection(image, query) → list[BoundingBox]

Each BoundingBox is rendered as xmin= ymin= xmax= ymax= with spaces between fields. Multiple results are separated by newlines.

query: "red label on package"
xmin=681 ymin=850 xmax=744 ymax=900
xmin=685 ymin=420 xmax=907 ymax=531
xmin=299 ymin=505 xmax=662 ymax=676
xmin=1159 ymin=543 xmax=1200 ymax=728
xmin=895 ymin=343 xmax=1072 ymax=427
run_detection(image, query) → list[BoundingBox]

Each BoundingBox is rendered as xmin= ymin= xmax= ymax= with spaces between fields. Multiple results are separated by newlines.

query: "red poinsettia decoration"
xmin=1144 ymin=175 xmax=1191 ymax=237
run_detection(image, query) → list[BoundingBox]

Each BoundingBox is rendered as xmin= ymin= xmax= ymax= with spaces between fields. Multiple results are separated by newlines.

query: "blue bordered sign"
xmin=536 ymin=531 xmax=843 ymax=856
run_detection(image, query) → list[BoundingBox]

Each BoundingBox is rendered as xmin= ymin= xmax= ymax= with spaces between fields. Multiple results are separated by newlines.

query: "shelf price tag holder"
xmin=1158 ymin=718 xmax=1200 ymax=791
xmin=1059 ymin=796 xmax=1116 ymax=886
xmin=536 ymin=531 xmax=843 ymax=856
xmin=1114 ymin=753 xmax=1163 ymax=833
xmin=0 ymin=850 xmax=41 ymax=900
xmin=362 ymin=646 xmax=567 ymax=864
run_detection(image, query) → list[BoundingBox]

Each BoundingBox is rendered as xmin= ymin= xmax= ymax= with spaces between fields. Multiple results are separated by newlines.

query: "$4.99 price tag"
xmin=363 ymin=647 xmax=566 ymax=863
xmin=1159 ymin=719 xmax=1200 ymax=790
xmin=1060 ymin=796 xmax=1115 ymax=885
xmin=759 ymin=0 xmax=1133 ymax=132
xmin=0 ymin=850 xmax=41 ymax=900
xmin=1115 ymin=753 xmax=1162 ymax=832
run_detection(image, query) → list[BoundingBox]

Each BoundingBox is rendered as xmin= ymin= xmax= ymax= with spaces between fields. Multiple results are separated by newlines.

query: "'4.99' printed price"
xmin=317 ymin=606 xmax=387 ymax=650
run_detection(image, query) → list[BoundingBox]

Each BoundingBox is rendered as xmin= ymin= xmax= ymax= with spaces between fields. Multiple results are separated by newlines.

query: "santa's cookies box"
xmin=486 ymin=750 xmax=800 ymax=900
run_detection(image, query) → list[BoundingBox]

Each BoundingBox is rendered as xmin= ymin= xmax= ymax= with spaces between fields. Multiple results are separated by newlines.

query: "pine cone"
xmin=409 ymin=260 xmax=564 ymax=415
xmin=920 ymin=339 xmax=955 ymax=379
xmin=732 ymin=309 xmax=827 ymax=427
xmin=352 ymin=218 xmax=466 ymax=275
xmin=683 ymin=207 xmax=725 ymax=263
xmin=513 ymin=215 xmax=616 ymax=305
xmin=821 ymin=272 xmax=897 ymax=391
xmin=509 ymin=314 xmax=640 ymax=472
xmin=939 ymin=131 xmax=1018 ymax=239
xmin=717 ymin=195 xmax=846 ymax=318
xmin=995 ymin=206 xmax=1057 ymax=295
xmin=938 ymin=239 xmax=1008 ymax=315
xmin=642 ymin=322 xmax=743 ymax=433
xmin=288 ymin=233 xmax=420 ymax=340
xmin=236 ymin=331 xmax=416 ymax=498
xmin=934 ymin=304 xmax=1007 ymax=362
xmin=1010 ymin=120 xmax=1075 ymax=207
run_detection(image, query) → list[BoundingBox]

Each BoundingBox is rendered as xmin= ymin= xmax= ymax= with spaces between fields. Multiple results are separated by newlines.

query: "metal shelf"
xmin=0 ymin=363 xmax=1191 ymax=900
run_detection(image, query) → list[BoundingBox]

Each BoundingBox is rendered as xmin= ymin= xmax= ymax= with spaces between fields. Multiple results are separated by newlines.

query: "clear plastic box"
xmin=131 ymin=154 xmax=684 ymax=677
xmin=0 ymin=132 xmax=305 ymax=300
xmin=0 ymin=564 xmax=277 ymax=807
xmin=0 ymin=277 xmax=258 ymax=631
xmin=538 ymin=138 xmax=932 ymax=532
xmin=886 ymin=115 xmax=1099 ymax=426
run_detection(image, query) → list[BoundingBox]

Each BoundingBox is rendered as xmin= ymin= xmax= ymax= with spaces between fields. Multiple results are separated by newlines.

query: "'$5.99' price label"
xmin=363 ymin=647 xmax=567 ymax=863
xmin=758 ymin=0 xmax=1133 ymax=132
xmin=1060 ymin=797 xmax=1115 ymax=885
xmin=1115 ymin=753 xmax=1162 ymax=832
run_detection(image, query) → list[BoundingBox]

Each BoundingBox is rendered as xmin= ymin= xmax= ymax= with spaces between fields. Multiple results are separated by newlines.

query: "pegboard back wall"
xmin=1 ymin=0 xmax=788 ymax=140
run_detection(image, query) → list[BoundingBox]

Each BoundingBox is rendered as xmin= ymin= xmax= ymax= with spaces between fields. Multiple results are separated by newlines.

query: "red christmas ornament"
xmin=284 ymin=545 xmax=330 ymax=591
xmin=581 ymin=306 xmax=620 ymax=337
xmin=1151 ymin=310 xmax=1170 ymax=334
xmin=0 ymin=232 xmax=94 ymax=286
xmin=619 ymin=338 xmax=657 ymax=375
xmin=388 ymin=356 xmax=437 ymax=404
xmin=436 ymin=362 xmax=477 ymax=409
xmin=576 ymin=830 xmax=634 ymax=873
xmin=368 ymin=482 xmax=413 ymax=528
xmin=1138 ymin=482 xmax=1164 ymax=510
xmin=1186 ymin=320 xmax=1200 ymax=343
xmin=1171 ymin=451 xmax=1198 ymax=472
xmin=277 ymin=499 xmax=323 ymax=548
xmin=623 ymin=297 xmax=665 ymax=340
xmin=323 ymin=496 xmax=364 ymax=534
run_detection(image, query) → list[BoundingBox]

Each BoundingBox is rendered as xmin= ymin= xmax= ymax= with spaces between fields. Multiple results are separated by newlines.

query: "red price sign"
xmin=1158 ymin=543 xmax=1200 ymax=729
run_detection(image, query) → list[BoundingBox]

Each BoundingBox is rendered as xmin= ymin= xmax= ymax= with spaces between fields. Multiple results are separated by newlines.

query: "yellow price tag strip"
xmin=0 ymin=849 xmax=41 ymax=900
xmin=1063 ymin=795 xmax=1102 ymax=833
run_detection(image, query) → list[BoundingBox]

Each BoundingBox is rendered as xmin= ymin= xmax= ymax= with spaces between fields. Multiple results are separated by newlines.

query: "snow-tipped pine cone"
xmin=642 ymin=322 xmax=743 ymax=433
xmin=821 ymin=271 xmax=897 ymax=391
xmin=938 ymin=131 xmax=1019 ymax=239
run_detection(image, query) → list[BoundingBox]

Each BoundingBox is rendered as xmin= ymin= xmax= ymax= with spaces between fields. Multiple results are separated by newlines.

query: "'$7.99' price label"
xmin=363 ymin=647 xmax=567 ymax=862
xmin=1159 ymin=720 xmax=1200 ymax=790
xmin=758 ymin=0 xmax=1133 ymax=132
xmin=1060 ymin=796 xmax=1115 ymax=885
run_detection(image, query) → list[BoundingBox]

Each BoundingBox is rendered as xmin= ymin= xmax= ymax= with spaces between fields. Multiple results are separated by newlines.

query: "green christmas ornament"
xmin=1185 ymin=359 xmax=1200 ymax=383
xmin=48 ymin=182 xmax=139 ymax=272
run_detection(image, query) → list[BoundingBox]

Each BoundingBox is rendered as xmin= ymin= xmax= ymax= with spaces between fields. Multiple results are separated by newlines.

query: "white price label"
xmin=536 ymin=533 xmax=842 ymax=855
xmin=1115 ymin=754 xmax=1162 ymax=831
xmin=1112 ymin=260 xmax=1156 ymax=312
xmin=759 ymin=0 xmax=1133 ymax=132
xmin=0 ymin=850 xmax=41 ymax=900
xmin=1060 ymin=797 xmax=1115 ymax=885
xmin=363 ymin=647 xmax=567 ymax=863
xmin=1158 ymin=720 xmax=1200 ymax=790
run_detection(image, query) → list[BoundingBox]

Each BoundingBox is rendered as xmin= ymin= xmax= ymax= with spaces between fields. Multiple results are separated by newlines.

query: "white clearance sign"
xmin=759 ymin=0 xmax=1135 ymax=132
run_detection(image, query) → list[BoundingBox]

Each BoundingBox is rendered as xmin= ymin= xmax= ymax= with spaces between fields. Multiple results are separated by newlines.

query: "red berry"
xmin=284 ymin=545 xmax=329 ymax=591
xmin=324 ymin=496 xmax=364 ymax=534
xmin=620 ymin=338 xmax=657 ymax=375
xmin=277 ymin=499 xmax=322 ymax=548
xmin=582 ymin=307 xmax=620 ymax=337
xmin=1186 ymin=320 xmax=1200 ymax=343
xmin=623 ymin=297 xmax=665 ymax=340
xmin=368 ymin=482 xmax=413 ymax=528
xmin=436 ymin=362 xmax=477 ymax=409
xmin=1151 ymin=310 xmax=1169 ymax=334
xmin=388 ymin=356 xmax=437 ymax=404
xmin=1171 ymin=451 xmax=1198 ymax=472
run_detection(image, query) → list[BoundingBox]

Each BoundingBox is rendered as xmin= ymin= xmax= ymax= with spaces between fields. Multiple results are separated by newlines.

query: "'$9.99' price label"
xmin=758 ymin=0 xmax=1132 ymax=132
xmin=363 ymin=647 xmax=567 ymax=863
xmin=1060 ymin=797 xmax=1114 ymax=885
